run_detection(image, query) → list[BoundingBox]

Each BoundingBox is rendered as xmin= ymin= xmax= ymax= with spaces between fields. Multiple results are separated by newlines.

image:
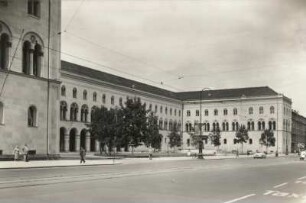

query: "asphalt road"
xmin=0 ymin=156 xmax=305 ymax=203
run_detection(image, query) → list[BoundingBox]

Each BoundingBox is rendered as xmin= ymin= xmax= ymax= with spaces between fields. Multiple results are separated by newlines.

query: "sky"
xmin=61 ymin=0 xmax=306 ymax=115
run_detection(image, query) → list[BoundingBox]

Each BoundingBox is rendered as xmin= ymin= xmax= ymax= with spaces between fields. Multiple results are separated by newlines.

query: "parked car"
xmin=253 ymin=152 xmax=267 ymax=159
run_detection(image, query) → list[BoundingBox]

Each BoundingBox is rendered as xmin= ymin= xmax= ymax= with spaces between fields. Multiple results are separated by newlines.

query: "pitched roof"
xmin=61 ymin=61 xmax=279 ymax=101
xmin=176 ymin=86 xmax=278 ymax=101
xmin=61 ymin=61 xmax=179 ymax=100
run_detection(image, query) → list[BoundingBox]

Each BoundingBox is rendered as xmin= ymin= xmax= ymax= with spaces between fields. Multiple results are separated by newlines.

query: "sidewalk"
xmin=0 ymin=154 xmax=293 ymax=170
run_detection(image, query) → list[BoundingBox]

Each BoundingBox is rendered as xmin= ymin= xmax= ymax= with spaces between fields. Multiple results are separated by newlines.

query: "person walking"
xmin=23 ymin=144 xmax=29 ymax=162
xmin=13 ymin=146 xmax=20 ymax=161
xmin=148 ymin=146 xmax=153 ymax=160
xmin=80 ymin=147 xmax=86 ymax=164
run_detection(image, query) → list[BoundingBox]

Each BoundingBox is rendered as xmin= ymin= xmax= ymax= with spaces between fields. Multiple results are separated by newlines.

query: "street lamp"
xmin=198 ymin=88 xmax=211 ymax=159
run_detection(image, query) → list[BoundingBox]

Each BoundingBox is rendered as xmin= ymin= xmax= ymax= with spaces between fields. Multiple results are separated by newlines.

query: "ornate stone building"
xmin=0 ymin=0 xmax=294 ymax=155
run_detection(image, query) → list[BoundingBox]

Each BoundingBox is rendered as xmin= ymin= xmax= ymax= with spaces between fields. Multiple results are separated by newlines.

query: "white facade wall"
xmin=182 ymin=95 xmax=292 ymax=154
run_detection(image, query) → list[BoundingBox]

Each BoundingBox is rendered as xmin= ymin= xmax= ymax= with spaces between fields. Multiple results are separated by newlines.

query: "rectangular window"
xmin=28 ymin=0 xmax=40 ymax=17
xmin=187 ymin=110 xmax=191 ymax=117
xmin=196 ymin=110 xmax=199 ymax=116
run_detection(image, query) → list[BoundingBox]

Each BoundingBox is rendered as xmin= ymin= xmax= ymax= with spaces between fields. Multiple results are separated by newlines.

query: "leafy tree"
xmin=234 ymin=125 xmax=249 ymax=153
xmin=120 ymin=98 xmax=149 ymax=150
xmin=143 ymin=112 xmax=162 ymax=150
xmin=87 ymin=106 xmax=122 ymax=154
xmin=211 ymin=127 xmax=221 ymax=149
xmin=259 ymin=129 xmax=275 ymax=153
xmin=168 ymin=125 xmax=182 ymax=149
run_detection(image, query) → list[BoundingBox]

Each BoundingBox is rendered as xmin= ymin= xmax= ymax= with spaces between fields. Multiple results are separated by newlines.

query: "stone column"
xmin=95 ymin=140 xmax=100 ymax=153
xmin=75 ymin=134 xmax=80 ymax=152
xmin=64 ymin=133 xmax=70 ymax=152
xmin=29 ymin=48 xmax=34 ymax=75
xmin=85 ymin=131 xmax=91 ymax=152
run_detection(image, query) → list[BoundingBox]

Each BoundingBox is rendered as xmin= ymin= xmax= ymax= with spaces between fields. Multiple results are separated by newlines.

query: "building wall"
xmin=59 ymin=71 xmax=183 ymax=153
xmin=181 ymin=96 xmax=292 ymax=154
xmin=0 ymin=0 xmax=61 ymax=154
xmin=291 ymin=111 xmax=306 ymax=152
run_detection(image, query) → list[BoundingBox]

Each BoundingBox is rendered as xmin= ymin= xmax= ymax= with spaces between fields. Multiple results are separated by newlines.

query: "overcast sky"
xmin=61 ymin=0 xmax=306 ymax=115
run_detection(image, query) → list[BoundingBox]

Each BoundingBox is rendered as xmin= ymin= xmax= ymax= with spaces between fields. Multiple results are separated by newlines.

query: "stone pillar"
xmin=95 ymin=140 xmax=100 ymax=152
xmin=29 ymin=48 xmax=34 ymax=75
xmin=64 ymin=133 xmax=69 ymax=152
xmin=85 ymin=131 xmax=91 ymax=152
xmin=75 ymin=134 xmax=80 ymax=152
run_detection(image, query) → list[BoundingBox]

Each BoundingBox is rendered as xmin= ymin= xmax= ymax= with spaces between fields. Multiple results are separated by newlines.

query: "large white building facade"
xmin=0 ymin=0 xmax=293 ymax=155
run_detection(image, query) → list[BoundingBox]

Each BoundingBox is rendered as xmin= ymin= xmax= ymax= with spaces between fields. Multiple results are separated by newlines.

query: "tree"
xmin=168 ymin=125 xmax=182 ymax=149
xmin=259 ymin=129 xmax=275 ymax=153
xmin=87 ymin=106 xmax=122 ymax=155
xmin=234 ymin=125 xmax=249 ymax=153
xmin=211 ymin=127 xmax=221 ymax=150
xmin=143 ymin=112 xmax=162 ymax=150
xmin=120 ymin=97 xmax=149 ymax=151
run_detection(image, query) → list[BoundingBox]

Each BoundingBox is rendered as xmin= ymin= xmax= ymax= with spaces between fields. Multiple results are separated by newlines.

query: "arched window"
xmin=28 ymin=0 xmax=40 ymax=17
xmin=102 ymin=94 xmax=106 ymax=104
xmin=223 ymin=139 xmax=227 ymax=144
xmin=169 ymin=120 xmax=173 ymax=131
xmin=81 ymin=105 xmax=88 ymax=122
xmin=28 ymin=105 xmax=37 ymax=127
xmin=61 ymin=86 xmax=66 ymax=96
xmin=251 ymin=121 xmax=255 ymax=131
xmin=174 ymin=109 xmax=177 ymax=116
xmin=269 ymin=121 xmax=272 ymax=130
xmin=222 ymin=122 xmax=225 ymax=131
xmin=60 ymin=101 xmax=67 ymax=120
xmin=249 ymin=107 xmax=253 ymax=115
xmin=170 ymin=108 xmax=172 ymax=115
xmin=249 ymin=139 xmax=253 ymax=145
xmin=160 ymin=106 xmax=163 ymax=114
xmin=93 ymin=92 xmax=97 ymax=102
xmin=119 ymin=97 xmax=123 ymax=106
xmin=258 ymin=121 xmax=262 ymax=130
xmin=73 ymin=88 xmax=77 ymax=98
xmin=111 ymin=96 xmax=115 ymax=105
xmin=0 ymin=33 xmax=10 ymax=70
xmin=187 ymin=139 xmax=190 ymax=147
xmin=83 ymin=90 xmax=87 ymax=100
xmin=33 ymin=44 xmax=42 ymax=77
xmin=186 ymin=110 xmax=191 ymax=117
xmin=165 ymin=107 xmax=168 ymax=115
xmin=205 ymin=109 xmax=209 ymax=116
xmin=0 ymin=102 xmax=4 ymax=124
xmin=155 ymin=105 xmax=158 ymax=113
xmin=22 ymin=41 xmax=31 ymax=74
xmin=164 ymin=120 xmax=168 ymax=130
xmin=232 ymin=122 xmax=235 ymax=131
xmin=262 ymin=121 xmax=265 ymax=130
xmin=149 ymin=104 xmax=152 ymax=111
xmin=272 ymin=121 xmax=276 ymax=130
xmin=233 ymin=108 xmax=238 ymax=115
xmin=70 ymin=103 xmax=78 ymax=121
xmin=223 ymin=109 xmax=228 ymax=116
xmin=259 ymin=106 xmax=264 ymax=114
xmin=214 ymin=109 xmax=218 ymax=116
xmin=91 ymin=106 xmax=97 ymax=122
xmin=179 ymin=110 xmax=181 ymax=117
xmin=226 ymin=122 xmax=229 ymax=131
xmin=247 ymin=122 xmax=251 ymax=130
xmin=22 ymin=33 xmax=44 ymax=76
xmin=159 ymin=119 xmax=163 ymax=130
xmin=270 ymin=106 xmax=275 ymax=114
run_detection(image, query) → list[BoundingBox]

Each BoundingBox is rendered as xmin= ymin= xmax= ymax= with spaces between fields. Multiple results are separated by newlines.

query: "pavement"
xmin=0 ymin=153 xmax=289 ymax=169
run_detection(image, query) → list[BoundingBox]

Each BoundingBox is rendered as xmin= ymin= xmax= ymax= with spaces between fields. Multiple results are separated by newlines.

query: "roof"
xmin=61 ymin=61 xmax=179 ymax=100
xmin=61 ymin=61 xmax=279 ymax=101
xmin=176 ymin=86 xmax=279 ymax=101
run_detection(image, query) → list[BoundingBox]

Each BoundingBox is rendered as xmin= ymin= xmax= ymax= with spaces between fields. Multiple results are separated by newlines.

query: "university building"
xmin=0 ymin=0 xmax=295 ymax=155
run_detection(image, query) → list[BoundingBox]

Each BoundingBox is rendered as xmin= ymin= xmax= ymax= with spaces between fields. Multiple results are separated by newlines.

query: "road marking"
xmin=297 ymin=176 xmax=306 ymax=180
xmin=273 ymin=182 xmax=288 ymax=188
xmin=224 ymin=194 xmax=256 ymax=203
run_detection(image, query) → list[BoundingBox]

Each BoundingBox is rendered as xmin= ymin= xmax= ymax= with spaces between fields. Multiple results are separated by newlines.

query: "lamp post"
xmin=198 ymin=88 xmax=210 ymax=159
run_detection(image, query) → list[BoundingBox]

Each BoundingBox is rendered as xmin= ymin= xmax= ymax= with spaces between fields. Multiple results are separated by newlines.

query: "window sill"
xmin=28 ymin=14 xmax=40 ymax=20
xmin=28 ymin=125 xmax=38 ymax=128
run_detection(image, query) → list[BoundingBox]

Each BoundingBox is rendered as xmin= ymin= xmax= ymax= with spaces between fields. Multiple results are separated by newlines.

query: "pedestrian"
xmin=13 ymin=145 xmax=20 ymax=161
xmin=80 ymin=147 xmax=86 ymax=164
xmin=22 ymin=144 xmax=29 ymax=162
xmin=148 ymin=147 xmax=153 ymax=160
xmin=236 ymin=150 xmax=239 ymax=158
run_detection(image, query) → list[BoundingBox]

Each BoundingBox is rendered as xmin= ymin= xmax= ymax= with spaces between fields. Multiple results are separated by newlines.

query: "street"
xmin=0 ymin=157 xmax=305 ymax=203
